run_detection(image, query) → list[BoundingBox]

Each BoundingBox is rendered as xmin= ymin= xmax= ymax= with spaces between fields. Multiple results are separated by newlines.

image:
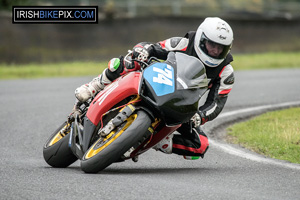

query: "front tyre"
xmin=43 ymin=122 xmax=78 ymax=168
xmin=81 ymin=110 xmax=151 ymax=173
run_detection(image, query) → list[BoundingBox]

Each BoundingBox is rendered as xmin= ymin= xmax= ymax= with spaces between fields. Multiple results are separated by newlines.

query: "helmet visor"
xmin=199 ymin=33 xmax=231 ymax=60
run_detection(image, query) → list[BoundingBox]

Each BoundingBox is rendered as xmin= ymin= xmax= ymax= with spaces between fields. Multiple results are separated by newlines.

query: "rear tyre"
xmin=43 ymin=122 xmax=78 ymax=168
xmin=81 ymin=110 xmax=151 ymax=173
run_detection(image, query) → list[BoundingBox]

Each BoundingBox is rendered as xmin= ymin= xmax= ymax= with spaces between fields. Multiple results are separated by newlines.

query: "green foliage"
xmin=227 ymin=107 xmax=300 ymax=164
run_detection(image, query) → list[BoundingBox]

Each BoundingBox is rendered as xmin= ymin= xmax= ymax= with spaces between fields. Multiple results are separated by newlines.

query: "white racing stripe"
xmin=210 ymin=101 xmax=300 ymax=170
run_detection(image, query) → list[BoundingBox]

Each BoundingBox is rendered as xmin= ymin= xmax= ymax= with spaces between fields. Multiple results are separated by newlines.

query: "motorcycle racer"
xmin=73 ymin=17 xmax=234 ymax=160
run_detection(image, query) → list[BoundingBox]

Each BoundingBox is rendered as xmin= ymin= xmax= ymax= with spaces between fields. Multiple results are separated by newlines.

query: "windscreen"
xmin=175 ymin=52 xmax=208 ymax=90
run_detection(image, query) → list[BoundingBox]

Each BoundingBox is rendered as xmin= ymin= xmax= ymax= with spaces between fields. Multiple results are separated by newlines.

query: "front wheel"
xmin=81 ymin=110 xmax=151 ymax=173
xmin=43 ymin=122 xmax=78 ymax=168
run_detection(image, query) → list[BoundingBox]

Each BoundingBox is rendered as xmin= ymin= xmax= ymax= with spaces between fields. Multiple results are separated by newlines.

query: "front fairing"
xmin=141 ymin=52 xmax=208 ymax=126
xmin=86 ymin=72 xmax=142 ymax=126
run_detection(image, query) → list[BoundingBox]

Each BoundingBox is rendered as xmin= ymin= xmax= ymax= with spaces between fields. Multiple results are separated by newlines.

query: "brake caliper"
xmin=99 ymin=104 xmax=136 ymax=137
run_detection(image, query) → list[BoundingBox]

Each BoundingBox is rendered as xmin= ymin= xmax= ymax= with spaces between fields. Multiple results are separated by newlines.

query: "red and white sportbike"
xmin=43 ymin=52 xmax=208 ymax=173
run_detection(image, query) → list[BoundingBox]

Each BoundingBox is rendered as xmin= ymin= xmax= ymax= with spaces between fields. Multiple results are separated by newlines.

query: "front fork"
xmin=99 ymin=104 xmax=136 ymax=137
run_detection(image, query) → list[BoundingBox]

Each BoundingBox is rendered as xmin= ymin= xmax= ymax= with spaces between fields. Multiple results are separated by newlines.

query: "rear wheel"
xmin=81 ymin=110 xmax=151 ymax=173
xmin=43 ymin=122 xmax=78 ymax=168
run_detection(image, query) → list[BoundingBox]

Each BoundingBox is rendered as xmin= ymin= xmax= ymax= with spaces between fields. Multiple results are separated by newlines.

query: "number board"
xmin=144 ymin=63 xmax=175 ymax=96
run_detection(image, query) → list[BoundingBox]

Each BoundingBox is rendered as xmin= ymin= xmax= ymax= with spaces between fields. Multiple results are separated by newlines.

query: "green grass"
xmin=1 ymin=51 xmax=300 ymax=79
xmin=0 ymin=61 xmax=107 ymax=79
xmin=227 ymin=107 xmax=300 ymax=164
xmin=233 ymin=51 xmax=300 ymax=70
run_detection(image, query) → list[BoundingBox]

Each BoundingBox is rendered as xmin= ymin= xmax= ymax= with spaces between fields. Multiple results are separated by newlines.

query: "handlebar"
xmin=124 ymin=50 xmax=161 ymax=69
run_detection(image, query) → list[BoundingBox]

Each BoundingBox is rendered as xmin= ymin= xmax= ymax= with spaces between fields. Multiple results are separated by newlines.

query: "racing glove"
xmin=191 ymin=111 xmax=207 ymax=127
xmin=132 ymin=43 xmax=153 ymax=62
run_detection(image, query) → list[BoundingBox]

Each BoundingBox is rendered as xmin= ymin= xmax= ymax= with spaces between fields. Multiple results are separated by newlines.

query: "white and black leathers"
xmin=138 ymin=31 xmax=235 ymax=125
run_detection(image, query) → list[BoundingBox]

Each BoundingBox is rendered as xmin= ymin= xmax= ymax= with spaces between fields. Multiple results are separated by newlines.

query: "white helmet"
xmin=194 ymin=17 xmax=233 ymax=67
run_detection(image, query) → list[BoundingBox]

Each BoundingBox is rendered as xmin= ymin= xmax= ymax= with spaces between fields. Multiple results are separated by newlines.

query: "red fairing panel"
xmin=86 ymin=72 xmax=142 ymax=125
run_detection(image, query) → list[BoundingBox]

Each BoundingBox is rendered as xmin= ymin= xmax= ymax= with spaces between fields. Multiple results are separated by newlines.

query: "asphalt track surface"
xmin=1 ymin=68 xmax=300 ymax=200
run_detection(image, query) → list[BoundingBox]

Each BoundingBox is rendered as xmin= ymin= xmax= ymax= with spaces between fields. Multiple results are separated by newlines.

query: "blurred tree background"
xmin=1 ymin=0 xmax=300 ymax=63
xmin=3 ymin=0 xmax=300 ymax=18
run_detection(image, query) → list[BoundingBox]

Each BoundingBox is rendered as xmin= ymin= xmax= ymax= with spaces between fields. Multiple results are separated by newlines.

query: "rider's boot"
xmin=70 ymin=69 xmax=111 ymax=119
xmin=70 ymin=101 xmax=83 ymax=119
xmin=183 ymin=155 xmax=200 ymax=160
xmin=71 ymin=57 xmax=124 ymax=119
xmin=74 ymin=68 xmax=111 ymax=103
xmin=153 ymin=134 xmax=173 ymax=154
